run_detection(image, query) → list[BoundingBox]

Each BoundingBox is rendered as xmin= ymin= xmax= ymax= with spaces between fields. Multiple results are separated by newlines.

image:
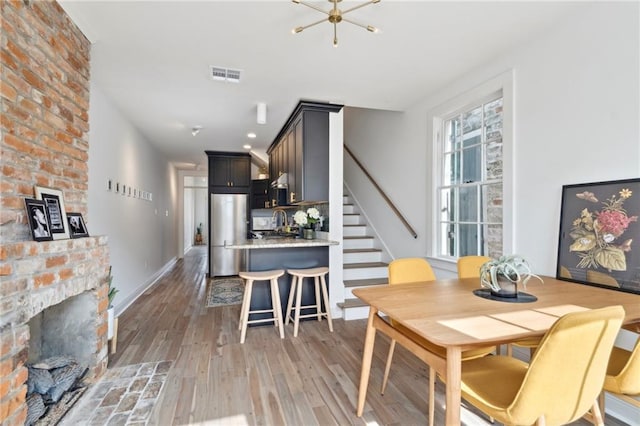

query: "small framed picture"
xmin=34 ymin=186 xmax=69 ymax=240
xmin=115 ymin=182 xmax=120 ymax=194
xmin=24 ymin=198 xmax=53 ymax=242
xmin=107 ymin=179 xmax=113 ymax=192
xmin=67 ymin=212 xmax=89 ymax=238
xmin=133 ymin=188 xmax=137 ymax=198
xmin=128 ymin=186 xmax=132 ymax=197
xmin=122 ymin=185 xmax=127 ymax=196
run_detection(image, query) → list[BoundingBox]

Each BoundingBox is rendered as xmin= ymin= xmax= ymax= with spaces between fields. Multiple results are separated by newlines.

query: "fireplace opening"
xmin=25 ymin=291 xmax=99 ymax=425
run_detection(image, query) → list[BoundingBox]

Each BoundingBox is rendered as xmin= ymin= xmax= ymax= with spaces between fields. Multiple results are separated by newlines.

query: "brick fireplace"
xmin=1 ymin=1 xmax=110 ymax=424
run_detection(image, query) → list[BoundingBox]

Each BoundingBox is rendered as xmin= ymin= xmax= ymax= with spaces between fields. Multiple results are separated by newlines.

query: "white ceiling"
xmin=59 ymin=1 xmax=585 ymax=169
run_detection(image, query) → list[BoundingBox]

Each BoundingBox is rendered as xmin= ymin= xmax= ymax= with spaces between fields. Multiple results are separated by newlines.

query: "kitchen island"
xmin=225 ymin=236 xmax=338 ymax=326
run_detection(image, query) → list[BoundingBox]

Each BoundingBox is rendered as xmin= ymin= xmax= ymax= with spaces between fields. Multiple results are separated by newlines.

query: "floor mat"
xmin=206 ymin=277 xmax=244 ymax=307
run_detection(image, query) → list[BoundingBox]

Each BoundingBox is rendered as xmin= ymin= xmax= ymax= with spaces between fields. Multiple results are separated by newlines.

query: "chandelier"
xmin=292 ymin=0 xmax=381 ymax=47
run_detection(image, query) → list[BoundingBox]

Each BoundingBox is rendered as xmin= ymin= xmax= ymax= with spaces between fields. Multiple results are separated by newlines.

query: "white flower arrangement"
xmin=294 ymin=207 xmax=320 ymax=229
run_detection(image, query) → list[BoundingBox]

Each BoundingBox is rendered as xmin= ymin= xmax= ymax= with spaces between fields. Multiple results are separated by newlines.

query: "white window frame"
xmin=427 ymin=71 xmax=514 ymax=272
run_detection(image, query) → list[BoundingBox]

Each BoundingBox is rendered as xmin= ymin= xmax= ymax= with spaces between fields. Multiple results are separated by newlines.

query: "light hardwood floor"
xmin=110 ymin=247 xmax=628 ymax=425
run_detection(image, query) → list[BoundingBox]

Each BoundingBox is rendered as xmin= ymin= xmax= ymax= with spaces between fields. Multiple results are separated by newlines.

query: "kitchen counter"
xmin=225 ymin=235 xmax=337 ymax=325
xmin=225 ymin=237 xmax=339 ymax=249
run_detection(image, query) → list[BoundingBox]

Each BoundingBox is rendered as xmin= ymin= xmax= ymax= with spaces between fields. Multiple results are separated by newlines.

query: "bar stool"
xmin=238 ymin=269 xmax=285 ymax=344
xmin=285 ymin=267 xmax=333 ymax=337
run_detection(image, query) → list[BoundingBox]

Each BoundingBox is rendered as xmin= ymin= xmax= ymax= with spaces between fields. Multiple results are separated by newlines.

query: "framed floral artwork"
xmin=556 ymin=178 xmax=640 ymax=294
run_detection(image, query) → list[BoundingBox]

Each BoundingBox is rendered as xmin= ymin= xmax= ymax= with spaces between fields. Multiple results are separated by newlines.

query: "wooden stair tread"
xmin=343 ymin=248 xmax=381 ymax=253
xmin=343 ymin=278 xmax=388 ymax=288
xmin=344 ymin=224 xmax=366 ymax=227
xmin=337 ymin=298 xmax=369 ymax=309
xmin=343 ymin=235 xmax=374 ymax=240
xmin=343 ymin=213 xmax=360 ymax=216
xmin=344 ymin=262 xmax=388 ymax=269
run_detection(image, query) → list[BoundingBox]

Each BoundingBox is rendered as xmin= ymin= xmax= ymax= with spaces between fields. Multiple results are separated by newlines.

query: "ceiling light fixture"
xmin=257 ymin=102 xmax=267 ymax=124
xmin=191 ymin=126 xmax=203 ymax=136
xmin=243 ymin=144 xmax=252 ymax=150
xmin=247 ymin=133 xmax=256 ymax=139
xmin=292 ymin=0 xmax=380 ymax=47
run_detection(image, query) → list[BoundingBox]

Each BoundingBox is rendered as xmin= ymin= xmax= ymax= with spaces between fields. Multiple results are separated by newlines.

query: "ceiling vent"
xmin=210 ymin=66 xmax=241 ymax=83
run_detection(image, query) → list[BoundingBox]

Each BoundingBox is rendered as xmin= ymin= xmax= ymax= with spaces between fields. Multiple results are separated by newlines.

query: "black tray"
xmin=473 ymin=288 xmax=537 ymax=303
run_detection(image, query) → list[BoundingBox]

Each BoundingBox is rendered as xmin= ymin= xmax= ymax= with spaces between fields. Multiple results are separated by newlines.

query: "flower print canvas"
xmin=557 ymin=178 xmax=640 ymax=294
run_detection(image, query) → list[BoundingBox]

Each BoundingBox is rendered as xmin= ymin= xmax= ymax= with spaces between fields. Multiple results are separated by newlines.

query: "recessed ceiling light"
xmin=243 ymin=144 xmax=252 ymax=150
xmin=247 ymin=133 xmax=256 ymax=139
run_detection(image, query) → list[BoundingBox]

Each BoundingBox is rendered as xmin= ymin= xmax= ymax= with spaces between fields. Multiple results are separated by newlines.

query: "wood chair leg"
xmin=380 ymin=339 xmax=396 ymax=394
xmin=319 ymin=274 xmax=333 ymax=332
xmin=239 ymin=280 xmax=253 ymax=344
xmin=314 ymin=276 xmax=321 ymax=321
xmin=507 ymin=343 xmax=513 ymax=357
xmin=293 ymin=275 xmax=304 ymax=337
xmin=285 ymin=276 xmax=296 ymax=325
xmin=591 ymin=399 xmax=604 ymax=426
xmin=428 ymin=366 xmax=435 ymax=426
xmin=270 ymin=278 xmax=284 ymax=339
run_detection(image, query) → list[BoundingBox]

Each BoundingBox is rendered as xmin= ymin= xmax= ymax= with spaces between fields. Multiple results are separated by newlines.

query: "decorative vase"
xmin=107 ymin=307 xmax=115 ymax=339
xmin=490 ymin=276 xmax=519 ymax=298
xmin=303 ymin=228 xmax=315 ymax=240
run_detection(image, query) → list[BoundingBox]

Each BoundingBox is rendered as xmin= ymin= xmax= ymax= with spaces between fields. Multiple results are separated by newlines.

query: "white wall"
xmin=344 ymin=3 xmax=639 ymax=421
xmin=88 ymin=83 xmax=178 ymax=315
xmin=345 ymin=2 xmax=639 ymax=277
xmin=183 ymin=188 xmax=194 ymax=253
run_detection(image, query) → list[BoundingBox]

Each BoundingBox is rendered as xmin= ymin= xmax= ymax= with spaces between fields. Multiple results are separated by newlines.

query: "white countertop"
xmin=225 ymin=237 xmax=339 ymax=249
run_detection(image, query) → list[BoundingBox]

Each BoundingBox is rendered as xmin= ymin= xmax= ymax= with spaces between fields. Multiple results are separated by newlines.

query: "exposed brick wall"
xmin=1 ymin=0 xmax=90 ymax=242
xmin=1 ymin=2 xmax=109 ymax=425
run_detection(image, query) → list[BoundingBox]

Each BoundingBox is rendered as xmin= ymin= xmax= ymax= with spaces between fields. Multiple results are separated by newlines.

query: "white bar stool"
xmin=238 ymin=269 xmax=285 ymax=344
xmin=285 ymin=267 xmax=333 ymax=337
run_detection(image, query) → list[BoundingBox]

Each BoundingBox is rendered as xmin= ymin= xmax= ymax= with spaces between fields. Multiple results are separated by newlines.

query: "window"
xmin=436 ymin=93 xmax=503 ymax=259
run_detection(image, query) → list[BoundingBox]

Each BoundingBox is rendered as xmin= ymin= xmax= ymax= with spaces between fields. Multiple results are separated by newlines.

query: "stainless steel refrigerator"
xmin=210 ymin=193 xmax=247 ymax=276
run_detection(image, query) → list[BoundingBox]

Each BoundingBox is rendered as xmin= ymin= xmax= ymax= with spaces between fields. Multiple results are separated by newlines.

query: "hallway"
xmin=105 ymin=248 xmax=626 ymax=425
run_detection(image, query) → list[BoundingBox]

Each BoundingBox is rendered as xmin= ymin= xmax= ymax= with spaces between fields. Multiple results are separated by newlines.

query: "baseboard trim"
xmin=605 ymin=392 xmax=639 ymax=425
xmin=114 ymin=257 xmax=177 ymax=317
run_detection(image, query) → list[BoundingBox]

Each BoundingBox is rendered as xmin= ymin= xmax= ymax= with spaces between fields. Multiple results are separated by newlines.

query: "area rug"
xmin=206 ymin=277 xmax=245 ymax=307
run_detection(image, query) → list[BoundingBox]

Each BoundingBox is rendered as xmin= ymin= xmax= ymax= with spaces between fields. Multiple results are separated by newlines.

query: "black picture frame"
xmin=67 ymin=212 xmax=89 ymax=238
xmin=24 ymin=198 xmax=53 ymax=242
xmin=34 ymin=186 xmax=69 ymax=240
xmin=556 ymin=178 xmax=640 ymax=294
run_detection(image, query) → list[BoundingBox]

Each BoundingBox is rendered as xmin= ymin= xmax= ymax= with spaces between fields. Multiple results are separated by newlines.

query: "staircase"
xmin=339 ymin=191 xmax=389 ymax=320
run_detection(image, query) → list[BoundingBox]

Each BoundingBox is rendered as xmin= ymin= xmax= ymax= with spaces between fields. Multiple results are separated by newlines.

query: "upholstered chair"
xmin=456 ymin=255 xmax=491 ymax=279
xmin=600 ymin=336 xmax=640 ymax=413
xmin=586 ymin=269 xmax=621 ymax=288
xmin=459 ymin=305 xmax=625 ymax=426
xmin=382 ymin=257 xmax=494 ymax=426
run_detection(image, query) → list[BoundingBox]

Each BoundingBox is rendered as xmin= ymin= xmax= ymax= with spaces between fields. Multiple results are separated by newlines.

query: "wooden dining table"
xmin=352 ymin=276 xmax=640 ymax=425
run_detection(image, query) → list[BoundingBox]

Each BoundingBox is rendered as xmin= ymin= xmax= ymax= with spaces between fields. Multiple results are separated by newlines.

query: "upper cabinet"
xmin=205 ymin=151 xmax=251 ymax=193
xmin=267 ymin=101 xmax=343 ymax=204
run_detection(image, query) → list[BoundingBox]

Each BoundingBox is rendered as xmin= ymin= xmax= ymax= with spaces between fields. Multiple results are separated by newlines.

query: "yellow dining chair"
xmin=381 ymin=257 xmax=494 ymax=426
xmin=599 ymin=336 xmax=640 ymax=415
xmin=456 ymin=255 xmax=491 ymax=279
xmin=586 ymin=269 xmax=621 ymax=288
xmin=459 ymin=305 xmax=625 ymax=426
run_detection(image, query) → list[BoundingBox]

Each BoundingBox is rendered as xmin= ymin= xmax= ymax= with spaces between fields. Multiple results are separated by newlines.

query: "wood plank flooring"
xmin=110 ymin=247 xmax=629 ymax=425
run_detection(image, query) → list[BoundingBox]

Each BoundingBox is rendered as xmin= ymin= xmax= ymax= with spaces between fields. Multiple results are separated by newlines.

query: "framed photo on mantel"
xmin=34 ymin=186 xmax=69 ymax=240
xmin=556 ymin=178 xmax=640 ymax=295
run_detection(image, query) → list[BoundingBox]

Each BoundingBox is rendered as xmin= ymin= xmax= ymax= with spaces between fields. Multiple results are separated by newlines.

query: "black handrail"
xmin=344 ymin=145 xmax=418 ymax=239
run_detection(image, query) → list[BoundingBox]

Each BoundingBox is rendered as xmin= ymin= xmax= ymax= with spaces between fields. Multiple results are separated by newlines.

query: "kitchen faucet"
xmin=272 ymin=209 xmax=288 ymax=232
